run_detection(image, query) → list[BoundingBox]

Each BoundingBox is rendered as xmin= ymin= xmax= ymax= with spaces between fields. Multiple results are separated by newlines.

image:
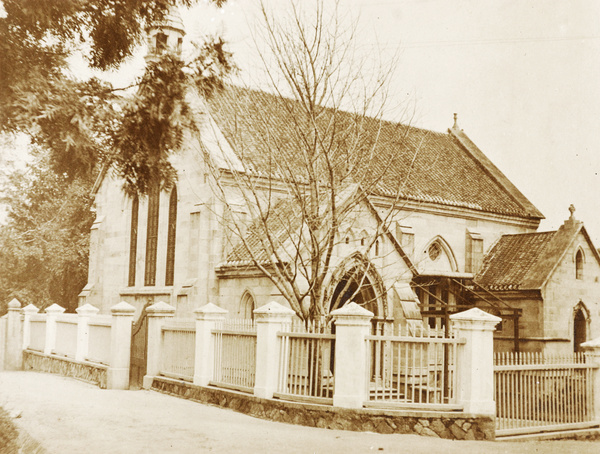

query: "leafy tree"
xmin=0 ymin=0 xmax=234 ymax=310
xmin=0 ymin=0 xmax=233 ymax=192
xmin=0 ymin=150 xmax=94 ymax=313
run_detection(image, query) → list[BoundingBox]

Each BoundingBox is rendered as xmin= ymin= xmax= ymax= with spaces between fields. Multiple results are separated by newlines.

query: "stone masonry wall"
xmin=23 ymin=350 xmax=107 ymax=389
xmin=152 ymin=377 xmax=495 ymax=440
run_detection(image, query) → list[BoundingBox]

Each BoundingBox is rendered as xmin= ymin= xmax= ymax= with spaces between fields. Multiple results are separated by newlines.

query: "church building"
xmin=79 ymin=11 xmax=600 ymax=354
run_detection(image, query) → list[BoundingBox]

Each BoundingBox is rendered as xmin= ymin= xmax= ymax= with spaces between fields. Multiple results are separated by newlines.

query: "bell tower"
xmin=145 ymin=7 xmax=186 ymax=63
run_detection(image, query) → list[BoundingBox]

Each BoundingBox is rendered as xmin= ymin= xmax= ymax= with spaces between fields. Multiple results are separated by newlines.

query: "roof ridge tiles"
xmin=206 ymin=85 xmax=544 ymax=221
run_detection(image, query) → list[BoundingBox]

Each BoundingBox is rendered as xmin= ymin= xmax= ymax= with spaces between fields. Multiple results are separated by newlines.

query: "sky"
xmin=6 ymin=0 xmax=600 ymax=244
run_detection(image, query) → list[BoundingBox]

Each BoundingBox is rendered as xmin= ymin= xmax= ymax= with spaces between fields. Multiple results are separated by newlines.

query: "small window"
xmin=428 ymin=243 xmax=441 ymax=261
xmin=576 ymin=249 xmax=584 ymax=280
xmin=156 ymin=33 xmax=168 ymax=54
xmin=465 ymin=230 xmax=484 ymax=274
xmin=240 ymin=292 xmax=255 ymax=319
xmin=177 ymin=37 xmax=183 ymax=53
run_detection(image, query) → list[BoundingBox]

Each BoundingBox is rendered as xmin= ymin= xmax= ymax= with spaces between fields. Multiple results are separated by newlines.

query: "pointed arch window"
xmin=128 ymin=195 xmax=139 ymax=287
xmin=144 ymin=186 xmax=160 ymax=286
xmin=165 ymin=186 xmax=178 ymax=286
xmin=576 ymin=249 xmax=584 ymax=280
xmin=574 ymin=304 xmax=588 ymax=352
xmin=239 ymin=291 xmax=255 ymax=319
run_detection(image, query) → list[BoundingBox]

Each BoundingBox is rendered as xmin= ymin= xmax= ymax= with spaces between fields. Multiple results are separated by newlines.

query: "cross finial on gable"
xmin=563 ymin=203 xmax=580 ymax=228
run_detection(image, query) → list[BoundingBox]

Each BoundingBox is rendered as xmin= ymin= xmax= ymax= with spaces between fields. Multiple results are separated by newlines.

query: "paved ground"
xmin=0 ymin=371 xmax=599 ymax=453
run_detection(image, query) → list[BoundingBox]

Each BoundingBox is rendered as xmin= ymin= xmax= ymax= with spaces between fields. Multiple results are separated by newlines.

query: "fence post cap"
xmin=8 ymin=298 xmax=22 ymax=309
xmin=330 ymin=301 xmax=373 ymax=318
xmin=110 ymin=301 xmax=136 ymax=315
xmin=22 ymin=304 xmax=39 ymax=314
xmin=253 ymin=301 xmax=295 ymax=316
xmin=76 ymin=303 xmax=100 ymax=316
xmin=450 ymin=307 xmax=501 ymax=324
xmin=194 ymin=302 xmax=228 ymax=315
xmin=581 ymin=337 xmax=600 ymax=349
xmin=45 ymin=303 xmax=66 ymax=314
xmin=147 ymin=300 xmax=176 ymax=316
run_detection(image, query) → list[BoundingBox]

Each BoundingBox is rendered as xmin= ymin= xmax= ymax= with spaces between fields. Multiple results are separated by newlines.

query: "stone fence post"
xmin=22 ymin=304 xmax=39 ymax=351
xmin=107 ymin=301 xmax=135 ymax=390
xmin=44 ymin=303 xmax=65 ymax=356
xmin=582 ymin=337 xmax=600 ymax=422
xmin=75 ymin=303 xmax=99 ymax=362
xmin=253 ymin=302 xmax=295 ymax=399
xmin=193 ymin=303 xmax=228 ymax=387
xmin=331 ymin=302 xmax=373 ymax=408
xmin=143 ymin=301 xmax=176 ymax=389
xmin=5 ymin=299 xmax=23 ymax=370
xmin=450 ymin=308 xmax=501 ymax=415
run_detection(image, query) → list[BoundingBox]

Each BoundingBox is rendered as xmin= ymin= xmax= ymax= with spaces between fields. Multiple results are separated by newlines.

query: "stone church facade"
xmin=79 ymin=13 xmax=600 ymax=354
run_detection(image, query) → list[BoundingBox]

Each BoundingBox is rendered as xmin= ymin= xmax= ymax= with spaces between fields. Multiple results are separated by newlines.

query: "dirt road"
xmin=0 ymin=371 xmax=598 ymax=453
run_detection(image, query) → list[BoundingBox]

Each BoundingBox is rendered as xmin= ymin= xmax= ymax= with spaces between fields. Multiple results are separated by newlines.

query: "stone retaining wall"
xmin=23 ymin=350 xmax=107 ymax=389
xmin=152 ymin=376 xmax=495 ymax=440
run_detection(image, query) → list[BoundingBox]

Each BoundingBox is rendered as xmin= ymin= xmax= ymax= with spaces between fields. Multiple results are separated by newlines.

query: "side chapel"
xmin=79 ymin=12 xmax=600 ymax=354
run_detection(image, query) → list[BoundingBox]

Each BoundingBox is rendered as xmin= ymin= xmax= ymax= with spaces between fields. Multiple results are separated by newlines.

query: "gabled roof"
xmin=206 ymin=85 xmax=543 ymax=220
xmin=476 ymin=218 xmax=600 ymax=291
xmin=217 ymin=185 xmax=416 ymax=274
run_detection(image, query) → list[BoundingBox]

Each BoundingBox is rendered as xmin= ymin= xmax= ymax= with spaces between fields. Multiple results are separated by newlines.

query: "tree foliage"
xmin=0 ymin=152 xmax=94 ymax=313
xmin=112 ymin=37 xmax=235 ymax=194
xmin=0 ymin=0 xmax=233 ymax=310
xmin=0 ymin=0 xmax=233 ymax=191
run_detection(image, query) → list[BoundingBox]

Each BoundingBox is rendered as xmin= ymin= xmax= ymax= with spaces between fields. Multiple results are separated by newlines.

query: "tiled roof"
xmin=476 ymin=219 xmax=587 ymax=290
xmin=218 ymin=185 xmax=416 ymax=273
xmin=222 ymin=197 xmax=301 ymax=266
xmin=206 ymin=86 xmax=543 ymax=220
xmin=475 ymin=231 xmax=557 ymax=290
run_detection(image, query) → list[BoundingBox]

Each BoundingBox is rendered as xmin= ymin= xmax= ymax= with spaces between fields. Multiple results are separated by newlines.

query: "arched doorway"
xmin=574 ymin=306 xmax=587 ymax=353
xmin=329 ymin=266 xmax=379 ymax=316
xmin=327 ymin=252 xmax=385 ymax=318
xmin=327 ymin=256 xmax=385 ymax=372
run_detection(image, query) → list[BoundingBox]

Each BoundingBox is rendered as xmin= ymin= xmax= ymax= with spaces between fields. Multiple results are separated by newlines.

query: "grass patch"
xmin=0 ymin=406 xmax=45 ymax=454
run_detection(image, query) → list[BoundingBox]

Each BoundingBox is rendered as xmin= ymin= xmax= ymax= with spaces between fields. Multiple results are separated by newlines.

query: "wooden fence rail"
xmin=276 ymin=323 xmax=335 ymax=405
xmin=211 ymin=320 xmax=257 ymax=393
xmin=365 ymin=325 xmax=464 ymax=410
xmin=160 ymin=321 xmax=196 ymax=381
xmin=494 ymin=352 xmax=598 ymax=436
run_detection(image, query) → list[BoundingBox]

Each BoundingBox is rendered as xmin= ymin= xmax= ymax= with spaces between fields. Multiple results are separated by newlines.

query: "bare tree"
xmin=201 ymin=0 xmax=420 ymax=324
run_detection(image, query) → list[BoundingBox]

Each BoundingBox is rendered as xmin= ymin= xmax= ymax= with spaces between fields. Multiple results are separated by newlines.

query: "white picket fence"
xmin=160 ymin=320 xmax=196 ymax=381
xmin=12 ymin=298 xmax=596 ymax=437
xmin=365 ymin=325 xmax=464 ymax=409
xmin=211 ymin=319 xmax=257 ymax=392
xmin=494 ymin=352 xmax=598 ymax=436
xmin=275 ymin=323 xmax=335 ymax=404
xmin=142 ymin=303 xmax=507 ymax=416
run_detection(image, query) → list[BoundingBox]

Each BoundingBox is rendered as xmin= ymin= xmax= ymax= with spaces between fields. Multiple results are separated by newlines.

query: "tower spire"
xmin=145 ymin=7 xmax=186 ymax=63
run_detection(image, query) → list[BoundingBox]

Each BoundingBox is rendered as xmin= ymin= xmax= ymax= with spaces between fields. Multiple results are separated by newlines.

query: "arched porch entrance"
xmin=327 ymin=253 xmax=386 ymax=320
